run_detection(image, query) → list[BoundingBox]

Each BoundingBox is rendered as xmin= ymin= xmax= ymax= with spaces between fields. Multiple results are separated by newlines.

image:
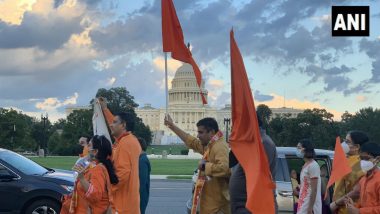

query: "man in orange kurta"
xmin=100 ymin=99 xmax=141 ymax=214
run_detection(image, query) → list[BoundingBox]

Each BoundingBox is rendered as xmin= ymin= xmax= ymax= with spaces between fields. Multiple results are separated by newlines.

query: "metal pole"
xmin=165 ymin=52 xmax=169 ymax=114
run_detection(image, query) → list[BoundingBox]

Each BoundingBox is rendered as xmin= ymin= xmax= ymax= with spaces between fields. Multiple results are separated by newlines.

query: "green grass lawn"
xmin=147 ymin=145 xmax=188 ymax=155
xmin=29 ymin=156 xmax=198 ymax=175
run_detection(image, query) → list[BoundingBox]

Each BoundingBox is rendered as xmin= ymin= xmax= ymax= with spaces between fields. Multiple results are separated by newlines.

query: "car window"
xmin=0 ymin=151 xmax=48 ymax=175
xmin=275 ymin=158 xmax=291 ymax=182
xmin=0 ymin=164 xmax=11 ymax=176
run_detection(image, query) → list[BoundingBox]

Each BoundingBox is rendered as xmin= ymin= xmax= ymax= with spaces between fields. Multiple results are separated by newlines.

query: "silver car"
xmin=187 ymin=147 xmax=334 ymax=214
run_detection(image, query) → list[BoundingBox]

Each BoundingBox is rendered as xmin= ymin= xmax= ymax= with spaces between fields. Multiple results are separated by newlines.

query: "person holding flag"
xmin=99 ymin=98 xmax=141 ymax=214
xmin=330 ymin=131 xmax=369 ymax=213
xmin=164 ymin=115 xmax=230 ymax=214
xmin=338 ymin=142 xmax=380 ymax=214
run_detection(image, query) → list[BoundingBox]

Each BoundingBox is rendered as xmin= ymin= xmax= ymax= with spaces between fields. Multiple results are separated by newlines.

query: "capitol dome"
xmin=169 ymin=63 xmax=208 ymax=106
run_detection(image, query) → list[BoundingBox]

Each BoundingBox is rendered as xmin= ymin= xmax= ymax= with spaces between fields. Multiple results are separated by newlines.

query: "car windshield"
xmin=0 ymin=151 xmax=48 ymax=175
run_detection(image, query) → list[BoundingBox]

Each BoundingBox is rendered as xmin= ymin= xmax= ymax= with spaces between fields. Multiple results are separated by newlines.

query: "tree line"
xmin=0 ymin=87 xmax=379 ymax=155
xmin=257 ymin=104 xmax=380 ymax=150
xmin=0 ymin=87 xmax=152 ymax=155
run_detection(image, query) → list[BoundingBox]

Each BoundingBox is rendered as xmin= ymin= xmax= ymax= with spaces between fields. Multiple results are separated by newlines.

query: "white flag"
xmin=92 ymin=98 xmax=112 ymax=143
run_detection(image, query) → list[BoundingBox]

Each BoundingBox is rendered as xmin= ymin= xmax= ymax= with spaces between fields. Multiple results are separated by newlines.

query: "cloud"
xmin=254 ymin=90 xmax=274 ymax=102
xmin=0 ymin=0 xmax=37 ymax=25
xmin=106 ymin=77 xmax=116 ymax=86
xmin=208 ymin=79 xmax=224 ymax=89
xmin=356 ymin=95 xmax=367 ymax=102
xmin=303 ymin=64 xmax=354 ymax=93
xmin=35 ymin=92 xmax=79 ymax=111
xmin=153 ymin=57 xmax=182 ymax=75
xmin=0 ymin=0 xmax=88 ymax=51
xmin=360 ymin=39 xmax=380 ymax=83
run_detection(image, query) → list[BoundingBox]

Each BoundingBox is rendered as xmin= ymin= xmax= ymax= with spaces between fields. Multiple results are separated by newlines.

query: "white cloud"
xmin=312 ymin=14 xmax=330 ymax=23
xmin=35 ymin=92 xmax=79 ymax=111
xmin=106 ymin=77 xmax=116 ymax=86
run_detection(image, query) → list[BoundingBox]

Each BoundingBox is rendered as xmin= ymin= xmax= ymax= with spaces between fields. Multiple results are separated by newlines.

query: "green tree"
xmin=340 ymin=107 xmax=380 ymax=143
xmin=0 ymin=108 xmax=38 ymax=151
xmin=268 ymin=108 xmax=338 ymax=149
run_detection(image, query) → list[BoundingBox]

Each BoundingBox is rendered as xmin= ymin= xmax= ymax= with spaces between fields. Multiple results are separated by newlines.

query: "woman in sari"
xmin=61 ymin=135 xmax=118 ymax=214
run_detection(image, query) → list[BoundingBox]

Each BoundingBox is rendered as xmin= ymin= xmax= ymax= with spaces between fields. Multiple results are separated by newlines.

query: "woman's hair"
xmin=299 ymin=139 xmax=316 ymax=159
xmin=348 ymin=130 xmax=369 ymax=146
xmin=91 ymin=135 xmax=119 ymax=184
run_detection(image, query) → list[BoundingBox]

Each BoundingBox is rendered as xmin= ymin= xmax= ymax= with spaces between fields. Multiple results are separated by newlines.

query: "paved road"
xmin=146 ymin=179 xmax=192 ymax=214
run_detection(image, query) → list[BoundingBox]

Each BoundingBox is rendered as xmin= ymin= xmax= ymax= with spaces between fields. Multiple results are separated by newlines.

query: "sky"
xmin=0 ymin=0 xmax=379 ymax=121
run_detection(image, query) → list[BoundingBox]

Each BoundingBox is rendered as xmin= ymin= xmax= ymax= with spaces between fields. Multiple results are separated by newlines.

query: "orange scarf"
xmin=191 ymin=131 xmax=223 ymax=214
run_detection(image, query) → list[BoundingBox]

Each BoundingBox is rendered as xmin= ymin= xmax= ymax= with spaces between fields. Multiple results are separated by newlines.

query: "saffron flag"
xmin=229 ymin=29 xmax=275 ymax=213
xmin=92 ymin=98 xmax=112 ymax=143
xmin=325 ymin=136 xmax=352 ymax=199
xmin=161 ymin=0 xmax=207 ymax=104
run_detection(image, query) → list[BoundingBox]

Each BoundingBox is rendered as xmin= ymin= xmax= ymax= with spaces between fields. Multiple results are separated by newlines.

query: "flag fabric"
xmin=161 ymin=0 xmax=207 ymax=104
xmin=92 ymin=98 xmax=112 ymax=143
xmin=229 ymin=29 xmax=276 ymax=213
xmin=325 ymin=136 xmax=352 ymax=199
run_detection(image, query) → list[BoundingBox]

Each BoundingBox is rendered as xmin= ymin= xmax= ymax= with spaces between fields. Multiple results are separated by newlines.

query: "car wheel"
xmin=24 ymin=199 xmax=60 ymax=214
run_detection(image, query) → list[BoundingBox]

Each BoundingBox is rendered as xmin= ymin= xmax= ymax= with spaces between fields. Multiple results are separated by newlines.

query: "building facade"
xmin=137 ymin=63 xmax=303 ymax=145
xmin=136 ymin=63 xmax=231 ymax=145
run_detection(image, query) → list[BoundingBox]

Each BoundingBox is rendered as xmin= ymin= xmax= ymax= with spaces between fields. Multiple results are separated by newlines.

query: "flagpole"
xmin=165 ymin=52 xmax=169 ymax=114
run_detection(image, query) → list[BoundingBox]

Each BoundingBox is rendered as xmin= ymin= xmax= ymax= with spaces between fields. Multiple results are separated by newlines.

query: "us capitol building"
xmin=135 ymin=63 xmax=303 ymax=145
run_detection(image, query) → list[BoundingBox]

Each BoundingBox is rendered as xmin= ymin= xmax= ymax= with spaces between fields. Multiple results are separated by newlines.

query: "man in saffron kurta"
xmin=164 ymin=115 xmax=230 ymax=214
xmin=100 ymin=99 xmax=141 ymax=214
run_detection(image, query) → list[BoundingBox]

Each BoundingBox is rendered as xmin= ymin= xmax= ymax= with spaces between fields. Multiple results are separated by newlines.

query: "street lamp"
xmin=223 ymin=117 xmax=231 ymax=143
xmin=41 ymin=113 xmax=48 ymax=157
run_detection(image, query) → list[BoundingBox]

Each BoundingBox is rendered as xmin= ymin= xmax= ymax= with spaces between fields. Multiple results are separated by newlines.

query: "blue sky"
xmin=0 ymin=0 xmax=379 ymax=121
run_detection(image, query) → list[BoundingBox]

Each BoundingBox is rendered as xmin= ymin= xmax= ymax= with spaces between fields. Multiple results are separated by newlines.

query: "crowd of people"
xmin=59 ymin=97 xmax=380 ymax=214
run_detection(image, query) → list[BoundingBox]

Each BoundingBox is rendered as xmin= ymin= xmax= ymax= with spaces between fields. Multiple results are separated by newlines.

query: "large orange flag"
xmin=229 ymin=29 xmax=275 ymax=213
xmin=161 ymin=0 xmax=207 ymax=104
xmin=325 ymin=136 xmax=352 ymax=199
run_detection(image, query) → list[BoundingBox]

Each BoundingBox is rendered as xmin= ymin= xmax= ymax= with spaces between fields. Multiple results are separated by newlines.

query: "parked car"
xmin=186 ymin=147 xmax=334 ymax=214
xmin=0 ymin=148 xmax=74 ymax=214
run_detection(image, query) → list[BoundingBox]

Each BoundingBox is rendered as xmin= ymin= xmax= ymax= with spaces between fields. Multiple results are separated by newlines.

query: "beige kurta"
xmin=185 ymin=134 xmax=231 ymax=214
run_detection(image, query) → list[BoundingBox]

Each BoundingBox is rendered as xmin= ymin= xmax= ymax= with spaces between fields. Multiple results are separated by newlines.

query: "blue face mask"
xmin=296 ymin=149 xmax=304 ymax=158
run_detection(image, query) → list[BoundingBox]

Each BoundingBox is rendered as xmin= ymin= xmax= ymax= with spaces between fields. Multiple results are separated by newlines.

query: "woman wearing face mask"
xmin=61 ymin=135 xmax=118 ymax=214
xmin=296 ymin=139 xmax=322 ymax=214
xmin=330 ymin=131 xmax=369 ymax=214
xmin=342 ymin=142 xmax=380 ymax=214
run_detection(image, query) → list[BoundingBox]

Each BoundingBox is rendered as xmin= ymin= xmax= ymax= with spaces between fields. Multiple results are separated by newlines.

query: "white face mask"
xmin=296 ymin=149 xmax=304 ymax=158
xmin=341 ymin=141 xmax=350 ymax=154
xmin=360 ymin=160 xmax=375 ymax=173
